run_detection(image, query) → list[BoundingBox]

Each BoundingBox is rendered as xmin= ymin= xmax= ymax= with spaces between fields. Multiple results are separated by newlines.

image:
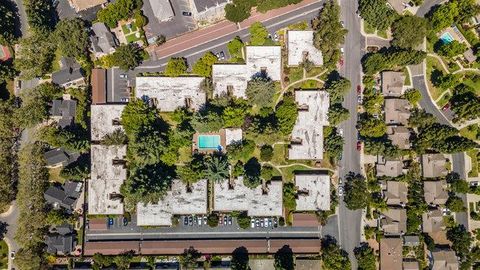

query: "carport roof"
xmin=193 ymin=0 xmax=229 ymax=12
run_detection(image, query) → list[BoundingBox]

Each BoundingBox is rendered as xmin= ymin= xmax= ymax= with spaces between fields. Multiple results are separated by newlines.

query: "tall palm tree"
xmin=204 ymin=152 xmax=229 ymax=183
xmin=102 ymin=128 xmax=127 ymax=145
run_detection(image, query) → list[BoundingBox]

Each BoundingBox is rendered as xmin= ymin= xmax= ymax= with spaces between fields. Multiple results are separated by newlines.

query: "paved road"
xmin=338 ymin=0 xmax=364 ymax=268
xmin=415 ymin=0 xmax=446 ymax=17
xmin=12 ymin=0 xmax=28 ymax=36
xmin=0 ymin=202 xmax=19 ymax=270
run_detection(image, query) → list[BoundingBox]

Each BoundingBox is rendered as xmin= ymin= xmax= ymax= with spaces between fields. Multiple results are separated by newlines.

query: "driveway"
xmin=142 ymin=0 xmax=196 ymax=41
xmin=11 ymin=0 xmax=28 ymax=36
xmin=0 ymin=202 xmax=19 ymax=270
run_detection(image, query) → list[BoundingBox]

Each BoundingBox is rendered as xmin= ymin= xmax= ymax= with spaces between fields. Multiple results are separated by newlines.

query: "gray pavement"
xmin=415 ymin=0 xmax=446 ymax=17
xmin=12 ymin=0 xmax=28 ymax=36
xmin=338 ymin=0 xmax=365 ymax=268
xmin=0 ymin=202 xmax=19 ymax=270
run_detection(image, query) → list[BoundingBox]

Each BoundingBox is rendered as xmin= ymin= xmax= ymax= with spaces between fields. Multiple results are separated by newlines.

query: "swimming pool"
xmin=198 ymin=135 xmax=221 ymax=150
xmin=440 ymin=32 xmax=454 ymax=44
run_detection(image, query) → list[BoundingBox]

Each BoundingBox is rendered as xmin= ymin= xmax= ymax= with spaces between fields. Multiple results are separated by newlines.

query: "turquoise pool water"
xmin=440 ymin=32 xmax=454 ymax=44
xmin=198 ymin=135 xmax=221 ymax=149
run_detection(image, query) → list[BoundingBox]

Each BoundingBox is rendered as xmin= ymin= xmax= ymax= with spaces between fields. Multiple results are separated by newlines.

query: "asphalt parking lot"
xmin=142 ymin=0 xmax=197 ymax=42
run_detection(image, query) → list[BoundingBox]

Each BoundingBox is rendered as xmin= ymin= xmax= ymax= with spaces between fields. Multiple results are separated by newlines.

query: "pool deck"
xmin=192 ymin=130 xmax=227 ymax=154
xmin=438 ymin=27 xmax=470 ymax=47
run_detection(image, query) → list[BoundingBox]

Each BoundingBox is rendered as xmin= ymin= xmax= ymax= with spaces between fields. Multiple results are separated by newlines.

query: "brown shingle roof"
xmin=142 ymin=240 xmax=268 ymax=255
xmin=424 ymin=181 xmax=448 ymax=205
xmin=292 ymin=213 xmax=320 ymax=227
xmin=269 ymin=239 xmax=321 ymax=254
xmin=88 ymin=218 xmax=108 ymax=230
xmin=84 ymin=241 xmax=140 ymax=255
xmin=91 ymin=68 xmax=106 ymax=105
xmin=380 ymin=238 xmax=403 ymax=270
xmin=384 ymin=181 xmax=408 ymax=206
xmin=382 ymin=71 xmax=405 ymax=97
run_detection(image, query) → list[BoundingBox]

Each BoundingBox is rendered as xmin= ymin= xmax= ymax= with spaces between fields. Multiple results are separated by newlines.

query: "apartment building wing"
xmin=189 ymin=0 xmax=229 ymax=22
xmin=88 ymin=145 xmax=127 ymax=215
xmin=294 ymin=174 xmax=330 ymax=211
xmin=381 ymin=208 xmax=407 ymax=235
xmin=245 ymin=46 xmax=282 ymax=81
xmin=289 ymin=90 xmax=329 ymax=160
xmin=382 ymin=71 xmax=405 ymax=97
xmin=380 ymin=237 xmax=403 ymax=270
xmin=384 ymin=181 xmax=408 ymax=206
xmin=422 ymin=154 xmax=448 ymax=178
xmin=91 ymin=104 xmax=126 ymax=141
xmin=384 ymin=98 xmax=411 ymax=126
xmin=287 ymin=31 xmax=323 ymax=66
xmin=68 ymin=0 xmax=107 ymax=12
xmin=213 ymin=177 xmax=283 ymax=217
xmin=212 ymin=64 xmax=248 ymax=98
xmin=424 ymin=180 xmax=449 ymax=206
xmin=135 ymin=76 xmax=206 ymax=112
xmin=136 ymin=179 xmax=208 ymax=226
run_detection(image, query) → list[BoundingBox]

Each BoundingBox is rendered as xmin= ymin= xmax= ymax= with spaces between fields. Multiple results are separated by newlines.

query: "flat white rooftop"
xmin=89 ymin=145 xmax=127 ymax=215
xmin=212 ymin=64 xmax=248 ymax=98
xmin=245 ymin=46 xmax=282 ymax=81
xmin=135 ymin=76 xmax=206 ymax=112
xmin=91 ymin=104 xmax=125 ymax=141
xmin=289 ymin=90 xmax=329 ymax=160
xmin=214 ymin=177 xmax=283 ymax=216
xmin=137 ymin=179 xmax=208 ymax=226
xmin=224 ymin=128 xmax=243 ymax=146
xmin=212 ymin=46 xmax=282 ymax=98
xmin=287 ymin=31 xmax=323 ymax=66
xmin=295 ymin=174 xmax=330 ymax=211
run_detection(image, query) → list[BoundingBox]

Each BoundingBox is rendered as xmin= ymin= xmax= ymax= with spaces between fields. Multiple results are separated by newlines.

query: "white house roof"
xmin=88 ymin=145 xmax=126 ymax=215
xmin=136 ymin=179 xmax=208 ymax=226
xmin=295 ymin=174 xmax=330 ymax=211
xmin=212 ymin=64 xmax=249 ymax=98
xmin=287 ymin=31 xmax=323 ymax=66
xmin=90 ymin=104 xmax=125 ymax=141
xmin=135 ymin=76 xmax=206 ymax=112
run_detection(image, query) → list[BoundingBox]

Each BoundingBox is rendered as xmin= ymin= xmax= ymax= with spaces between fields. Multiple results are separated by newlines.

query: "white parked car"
xmin=338 ymin=128 xmax=344 ymax=137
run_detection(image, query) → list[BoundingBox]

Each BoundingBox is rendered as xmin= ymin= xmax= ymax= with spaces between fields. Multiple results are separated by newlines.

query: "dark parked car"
xmin=108 ymin=217 xmax=114 ymax=226
xmin=356 ymin=141 xmax=362 ymax=151
xmin=182 ymin=11 xmax=192 ymax=16
xmin=356 ymin=85 xmax=362 ymax=94
xmin=123 ymin=217 xmax=128 ymax=226
xmin=184 ymin=216 xmax=189 ymax=226
xmin=188 ymin=216 xmax=193 ymax=226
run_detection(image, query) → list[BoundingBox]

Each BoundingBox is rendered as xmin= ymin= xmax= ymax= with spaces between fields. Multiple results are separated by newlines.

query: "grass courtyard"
xmin=0 ymin=240 xmax=8 ymax=269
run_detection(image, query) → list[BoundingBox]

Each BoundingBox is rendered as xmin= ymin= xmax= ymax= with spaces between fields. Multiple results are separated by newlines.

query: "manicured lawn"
xmin=288 ymin=21 xmax=309 ymax=30
xmin=403 ymin=67 xmax=411 ymax=86
xmin=280 ymin=164 xmax=313 ymax=182
xmin=463 ymin=73 xmax=480 ymax=95
xmin=48 ymin=167 xmax=65 ymax=183
xmin=0 ymin=240 xmax=8 ymax=269
xmin=377 ymin=29 xmax=388 ymax=39
xmin=436 ymin=92 xmax=451 ymax=108
xmin=363 ymin=21 xmax=375 ymax=34
xmin=460 ymin=124 xmax=479 ymax=141
xmin=125 ymin=33 xmax=142 ymax=43
xmin=306 ymin=67 xmax=325 ymax=78
xmin=271 ymin=144 xmax=287 ymax=165
xmin=286 ymin=66 xmax=304 ymax=84
xmin=300 ymin=80 xmax=321 ymax=89
xmin=121 ymin=23 xmax=138 ymax=35
xmin=426 ymin=56 xmax=447 ymax=100
xmin=468 ymin=149 xmax=479 ymax=178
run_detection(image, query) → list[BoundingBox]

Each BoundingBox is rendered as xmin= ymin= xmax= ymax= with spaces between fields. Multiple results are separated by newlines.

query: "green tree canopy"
xmin=97 ymin=0 xmax=140 ymax=28
xmin=312 ymin=0 xmax=347 ymax=67
xmin=344 ymin=173 xmax=369 ymax=210
xmin=358 ymin=118 xmax=386 ymax=138
xmin=179 ymin=247 xmax=202 ymax=269
xmin=15 ymin=32 xmax=55 ymax=80
xmin=437 ymin=40 xmax=468 ymax=58
xmin=24 ymin=0 xmax=55 ymax=32
xmin=111 ymin=44 xmax=143 ymax=70
xmin=358 ymin=0 xmax=397 ymax=31
xmin=321 ymin=237 xmax=352 ymax=270
xmin=283 ymin=182 xmax=297 ymax=211
xmin=243 ymin=157 xmax=262 ymax=188
xmin=403 ymin=88 xmax=422 ymax=105
xmin=391 ymin=16 xmax=427 ymax=49
xmin=260 ymin=144 xmax=274 ymax=161
xmin=275 ymin=94 xmax=298 ymax=135
xmin=165 ymin=57 xmax=188 ymax=77
xmin=246 ymin=77 xmax=276 ymax=108
xmin=428 ymin=2 xmax=458 ymax=33
xmin=362 ymin=48 xmax=426 ymax=75
xmin=324 ymin=76 xmax=351 ymax=103
xmin=446 ymin=195 xmax=466 ymax=212
xmin=54 ymin=18 xmax=89 ymax=59
xmin=354 ymin=243 xmax=377 ymax=270
xmin=227 ymin=36 xmax=245 ymax=58
xmin=328 ymin=104 xmax=350 ymax=126
xmin=274 ymin=245 xmax=294 ymax=270
xmin=204 ymin=153 xmax=229 ymax=183
xmin=192 ymin=52 xmax=217 ymax=77
xmin=121 ymin=99 xmax=158 ymax=137
xmin=0 ymin=3 xmax=17 ymax=44
xmin=231 ymin=247 xmax=250 ymax=270
xmin=447 ymin=225 xmax=472 ymax=259
xmin=324 ymin=127 xmax=344 ymax=160
xmin=249 ymin=22 xmax=269 ymax=46
xmin=191 ymin=109 xmax=224 ymax=132
xmin=225 ymin=0 xmax=253 ymax=23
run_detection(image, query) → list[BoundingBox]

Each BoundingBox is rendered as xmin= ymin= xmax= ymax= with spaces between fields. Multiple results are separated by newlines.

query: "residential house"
xmin=50 ymin=99 xmax=77 ymax=128
xmin=387 ymin=0 xmax=408 ymax=13
xmin=44 ymin=181 xmax=83 ymax=211
xmin=384 ymin=98 xmax=411 ymax=126
xmin=376 ymin=156 xmax=405 ymax=178
xmin=188 ymin=0 xmax=230 ymax=23
xmin=44 ymin=148 xmax=79 ymax=168
xmin=136 ymin=179 xmax=208 ymax=226
xmin=289 ymin=90 xmax=330 ymax=160
xmin=45 ymin=224 xmax=76 ymax=255
xmin=421 ymin=154 xmax=448 ymax=178
xmin=380 ymin=237 xmax=403 ymax=270
xmin=52 ymin=58 xmax=86 ymax=89
xmin=213 ymin=177 xmax=283 ymax=217
xmin=383 ymin=181 xmax=408 ymax=206
xmin=381 ymin=208 xmax=407 ymax=235
xmin=88 ymin=145 xmax=127 ymax=215
xmin=423 ymin=209 xmax=449 ymax=244
xmin=68 ymin=0 xmax=107 ymax=12
xmin=424 ymin=181 xmax=449 ymax=206
xmin=387 ymin=126 xmax=411 ymax=149
xmin=91 ymin=68 xmax=107 ymax=104
xmin=382 ymin=71 xmax=405 ymax=97
xmin=135 ymin=77 xmax=206 ymax=112
xmin=295 ymin=174 xmax=330 ymax=211
xmin=403 ymin=235 xmax=420 ymax=247
xmin=403 ymin=261 xmax=420 ymax=270
xmin=212 ymin=46 xmax=282 ymax=98
xmin=90 ymin=22 xmax=117 ymax=57
xmin=287 ymin=31 xmax=323 ymax=66
xmin=431 ymin=250 xmax=459 ymax=270
xmin=463 ymin=49 xmax=477 ymax=64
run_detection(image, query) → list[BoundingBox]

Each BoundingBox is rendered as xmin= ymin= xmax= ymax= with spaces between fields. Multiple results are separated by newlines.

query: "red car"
xmin=339 ymin=58 xmax=344 ymax=66
xmin=356 ymin=85 xmax=362 ymax=94
xmin=356 ymin=141 xmax=362 ymax=151
xmin=442 ymin=103 xmax=451 ymax=111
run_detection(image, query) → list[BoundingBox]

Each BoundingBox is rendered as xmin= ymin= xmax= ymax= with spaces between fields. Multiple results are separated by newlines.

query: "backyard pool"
xmin=198 ymin=135 xmax=221 ymax=150
xmin=440 ymin=32 xmax=454 ymax=44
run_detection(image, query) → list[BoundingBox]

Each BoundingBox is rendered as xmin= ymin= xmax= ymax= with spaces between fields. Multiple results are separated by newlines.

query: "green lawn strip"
xmin=280 ymin=164 xmax=313 ymax=182
xmin=286 ymin=66 xmax=304 ymax=84
xmin=272 ymin=144 xmax=288 ymax=165
xmin=288 ymin=21 xmax=309 ymax=30
xmin=48 ymin=167 xmax=65 ymax=183
xmin=436 ymin=92 xmax=451 ymax=108
xmin=377 ymin=29 xmax=388 ymax=39
xmin=306 ymin=67 xmax=325 ymax=78
xmin=301 ymin=79 xmax=320 ymax=89
xmin=402 ymin=67 xmax=411 ymax=86
xmin=125 ymin=33 xmax=142 ymax=43
xmin=460 ymin=125 xmax=479 ymax=141
xmin=363 ymin=21 xmax=375 ymax=34
xmin=0 ymin=240 xmax=8 ymax=269
xmin=51 ymin=48 xmax=63 ymax=72
xmin=468 ymin=149 xmax=479 ymax=178
xmin=463 ymin=72 xmax=480 ymax=95
xmin=426 ymin=56 xmax=447 ymax=100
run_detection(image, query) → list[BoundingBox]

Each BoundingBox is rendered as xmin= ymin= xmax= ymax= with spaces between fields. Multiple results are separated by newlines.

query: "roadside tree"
xmin=246 ymin=77 xmax=276 ymax=108
xmin=111 ymin=44 xmax=143 ymax=70
xmin=344 ymin=173 xmax=369 ymax=210
xmin=165 ymin=57 xmax=188 ymax=77
xmin=391 ymin=16 xmax=427 ymax=49
xmin=249 ymin=22 xmax=269 ymax=46
xmin=192 ymin=52 xmax=217 ymax=77
xmin=54 ymin=18 xmax=89 ymax=59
